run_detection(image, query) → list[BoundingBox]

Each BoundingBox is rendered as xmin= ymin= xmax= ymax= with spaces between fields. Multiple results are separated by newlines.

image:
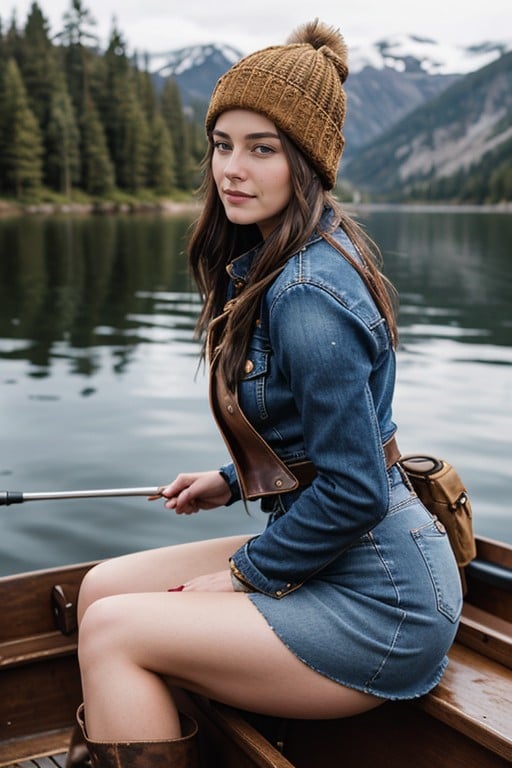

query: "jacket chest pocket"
xmin=240 ymin=349 xmax=270 ymax=421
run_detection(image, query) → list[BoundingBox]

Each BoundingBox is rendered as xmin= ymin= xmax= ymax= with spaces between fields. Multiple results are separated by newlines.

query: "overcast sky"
xmin=8 ymin=0 xmax=512 ymax=56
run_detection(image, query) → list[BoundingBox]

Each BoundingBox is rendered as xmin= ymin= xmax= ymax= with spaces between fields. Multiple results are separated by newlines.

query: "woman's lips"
xmin=223 ymin=189 xmax=255 ymax=203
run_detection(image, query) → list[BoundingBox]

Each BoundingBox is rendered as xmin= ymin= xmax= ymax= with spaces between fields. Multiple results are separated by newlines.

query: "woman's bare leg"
xmin=77 ymin=534 xmax=252 ymax=623
xmin=77 ymin=536 xmax=382 ymax=742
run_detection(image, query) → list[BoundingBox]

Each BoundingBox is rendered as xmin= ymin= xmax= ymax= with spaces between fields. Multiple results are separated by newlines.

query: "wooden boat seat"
xmin=415 ymin=638 xmax=512 ymax=763
xmin=198 ymin=603 xmax=512 ymax=768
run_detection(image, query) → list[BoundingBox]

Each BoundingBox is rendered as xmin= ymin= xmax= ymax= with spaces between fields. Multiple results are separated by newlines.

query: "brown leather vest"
xmin=209 ymin=350 xmax=303 ymax=500
xmin=209 ymin=347 xmax=399 ymax=501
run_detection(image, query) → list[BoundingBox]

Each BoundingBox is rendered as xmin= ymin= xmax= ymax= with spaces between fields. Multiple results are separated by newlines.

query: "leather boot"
xmin=76 ymin=703 xmax=200 ymax=768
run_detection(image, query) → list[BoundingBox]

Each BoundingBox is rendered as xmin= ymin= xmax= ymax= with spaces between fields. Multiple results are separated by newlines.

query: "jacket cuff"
xmin=219 ymin=463 xmax=241 ymax=506
xmin=230 ymin=542 xmax=300 ymax=599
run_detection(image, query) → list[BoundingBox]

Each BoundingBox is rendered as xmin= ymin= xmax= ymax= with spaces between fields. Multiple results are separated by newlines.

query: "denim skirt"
xmin=249 ymin=465 xmax=463 ymax=700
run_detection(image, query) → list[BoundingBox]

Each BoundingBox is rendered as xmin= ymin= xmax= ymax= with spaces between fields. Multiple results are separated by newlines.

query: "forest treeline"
xmin=0 ymin=1 xmax=206 ymax=200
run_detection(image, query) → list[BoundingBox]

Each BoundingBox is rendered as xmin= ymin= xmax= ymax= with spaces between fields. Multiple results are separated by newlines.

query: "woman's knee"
xmin=77 ymin=560 xmax=125 ymax=624
xmin=78 ymin=594 xmax=129 ymax=669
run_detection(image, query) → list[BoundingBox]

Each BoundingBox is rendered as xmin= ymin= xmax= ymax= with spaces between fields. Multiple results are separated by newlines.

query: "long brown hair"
xmin=187 ymin=130 xmax=398 ymax=389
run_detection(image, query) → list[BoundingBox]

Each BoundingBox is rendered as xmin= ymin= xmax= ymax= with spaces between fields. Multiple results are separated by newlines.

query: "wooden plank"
xmin=0 ymin=730 xmax=71 ymax=768
xmin=3 ymin=758 xmax=65 ymax=768
xmin=278 ymin=703 xmax=512 ymax=768
xmin=186 ymin=695 xmax=296 ymax=768
xmin=466 ymin=538 xmax=512 ymax=623
xmin=476 ymin=537 xmax=512 ymax=570
xmin=417 ymin=643 xmax=512 ymax=762
xmin=0 ymin=564 xmax=93 ymax=644
xmin=458 ymin=604 xmax=512 ymax=669
xmin=0 ymin=633 xmax=77 ymax=670
xmin=0 ymin=656 xmax=81 ymax=741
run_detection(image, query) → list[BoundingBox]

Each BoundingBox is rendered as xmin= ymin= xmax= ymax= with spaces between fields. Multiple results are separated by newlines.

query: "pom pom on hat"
xmin=205 ymin=19 xmax=349 ymax=190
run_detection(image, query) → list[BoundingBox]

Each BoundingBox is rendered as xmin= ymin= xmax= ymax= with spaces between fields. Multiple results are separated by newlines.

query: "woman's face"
xmin=211 ymin=109 xmax=292 ymax=239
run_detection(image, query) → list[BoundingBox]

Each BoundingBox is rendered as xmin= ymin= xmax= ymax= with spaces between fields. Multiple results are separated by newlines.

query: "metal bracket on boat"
xmin=52 ymin=584 xmax=78 ymax=635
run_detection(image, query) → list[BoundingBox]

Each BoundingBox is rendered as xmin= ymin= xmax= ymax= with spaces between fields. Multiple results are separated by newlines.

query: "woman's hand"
xmin=151 ymin=470 xmax=231 ymax=514
xmin=170 ymin=570 xmax=235 ymax=592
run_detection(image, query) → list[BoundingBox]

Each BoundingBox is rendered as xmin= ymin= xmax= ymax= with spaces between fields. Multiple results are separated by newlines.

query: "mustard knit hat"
xmin=205 ymin=19 xmax=349 ymax=190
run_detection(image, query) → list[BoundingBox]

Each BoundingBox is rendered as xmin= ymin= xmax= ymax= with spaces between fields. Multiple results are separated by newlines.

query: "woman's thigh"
xmin=80 ymin=588 xmax=382 ymax=720
xmin=77 ymin=534 xmax=251 ymax=621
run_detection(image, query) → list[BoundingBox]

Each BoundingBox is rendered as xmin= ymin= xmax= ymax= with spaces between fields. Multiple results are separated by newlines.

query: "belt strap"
xmin=383 ymin=434 xmax=401 ymax=470
xmin=289 ymin=435 xmax=400 ymax=487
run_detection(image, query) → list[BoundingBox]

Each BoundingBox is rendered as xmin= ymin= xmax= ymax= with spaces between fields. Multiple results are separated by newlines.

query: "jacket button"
xmin=275 ymin=478 xmax=283 ymax=488
xmin=244 ymin=359 xmax=254 ymax=374
xmin=226 ymin=403 xmax=234 ymax=414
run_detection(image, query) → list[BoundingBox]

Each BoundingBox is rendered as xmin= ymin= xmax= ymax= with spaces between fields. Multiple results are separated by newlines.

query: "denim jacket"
xmin=221 ymin=210 xmax=397 ymax=597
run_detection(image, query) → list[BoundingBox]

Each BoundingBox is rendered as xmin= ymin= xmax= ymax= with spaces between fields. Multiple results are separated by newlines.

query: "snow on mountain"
xmin=149 ymin=43 xmax=242 ymax=78
xmin=148 ymin=35 xmax=511 ymax=81
xmin=350 ymin=34 xmax=512 ymax=75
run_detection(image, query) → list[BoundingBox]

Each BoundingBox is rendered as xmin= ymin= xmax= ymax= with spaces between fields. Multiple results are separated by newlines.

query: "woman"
xmin=72 ymin=19 xmax=463 ymax=768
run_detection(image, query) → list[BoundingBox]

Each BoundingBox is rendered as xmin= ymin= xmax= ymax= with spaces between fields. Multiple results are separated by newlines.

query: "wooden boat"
xmin=1 ymin=534 xmax=511 ymax=768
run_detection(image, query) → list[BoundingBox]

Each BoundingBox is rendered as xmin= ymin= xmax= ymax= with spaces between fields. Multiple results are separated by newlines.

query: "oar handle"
xmin=0 ymin=487 xmax=163 ymax=505
xmin=0 ymin=491 xmax=23 ymax=506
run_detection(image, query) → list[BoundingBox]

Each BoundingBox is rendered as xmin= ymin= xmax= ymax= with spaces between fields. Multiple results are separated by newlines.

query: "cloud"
xmin=8 ymin=0 xmax=512 ymax=57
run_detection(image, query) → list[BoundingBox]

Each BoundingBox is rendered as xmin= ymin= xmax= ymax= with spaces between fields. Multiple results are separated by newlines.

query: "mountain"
xmin=343 ymin=50 xmax=512 ymax=201
xmin=149 ymin=34 xmax=511 ymax=90
xmin=148 ymin=35 xmax=511 ymax=150
xmin=343 ymin=36 xmax=511 ymax=154
xmin=349 ymin=35 xmax=510 ymax=75
xmin=342 ymin=66 xmax=459 ymax=156
xmin=150 ymin=44 xmax=241 ymax=111
xmin=147 ymin=35 xmax=512 ymax=202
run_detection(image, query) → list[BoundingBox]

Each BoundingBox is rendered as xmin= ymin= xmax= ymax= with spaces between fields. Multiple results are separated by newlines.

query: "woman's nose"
xmin=224 ymin=151 xmax=246 ymax=179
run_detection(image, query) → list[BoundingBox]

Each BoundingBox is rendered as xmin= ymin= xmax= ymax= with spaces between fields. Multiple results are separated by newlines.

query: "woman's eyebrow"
xmin=212 ymin=129 xmax=280 ymax=140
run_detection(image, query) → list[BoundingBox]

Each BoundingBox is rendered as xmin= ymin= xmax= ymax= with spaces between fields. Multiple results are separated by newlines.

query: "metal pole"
xmin=0 ymin=487 xmax=163 ymax=505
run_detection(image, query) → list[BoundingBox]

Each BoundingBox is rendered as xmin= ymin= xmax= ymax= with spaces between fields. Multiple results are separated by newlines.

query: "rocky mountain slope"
xmin=149 ymin=35 xmax=512 ymax=201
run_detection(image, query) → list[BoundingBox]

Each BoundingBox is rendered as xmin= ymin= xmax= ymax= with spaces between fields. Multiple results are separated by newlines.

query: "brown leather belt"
xmin=288 ymin=434 xmax=401 ymax=487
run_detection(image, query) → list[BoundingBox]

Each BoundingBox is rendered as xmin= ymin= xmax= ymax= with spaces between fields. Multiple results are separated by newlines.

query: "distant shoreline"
xmin=0 ymin=197 xmax=510 ymax=219
xmin=0 ymin=198 xmax=202 ymax=218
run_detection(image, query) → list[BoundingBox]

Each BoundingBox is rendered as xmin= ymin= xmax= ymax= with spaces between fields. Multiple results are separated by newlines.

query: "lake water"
xmin=0 ymin=206 xmax=511 ymax=576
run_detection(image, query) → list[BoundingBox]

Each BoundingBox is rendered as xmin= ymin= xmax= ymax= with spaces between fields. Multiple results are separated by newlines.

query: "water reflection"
xmin=363 ymin=209 xmax=512 ymax=348
xmin=0 ymin=208 xmax=511 ymax=575
xmin=0 ymin=215 xmax=200 ymax=379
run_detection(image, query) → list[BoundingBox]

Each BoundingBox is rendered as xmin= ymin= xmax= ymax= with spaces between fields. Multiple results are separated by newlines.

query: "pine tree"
xmin=55 ymin=0 xmax=99 ymax=117
xmin=46 ymin=72 xmax=81 ymax=195
xmin=147 ymin=109 xmax=175 ymax=192
xmin=57 ymin=0 xmax=98 ymax=48
xmin=80 ymin=98 xmax=115 ymax=195
xmin=96 ymin=25 xmax=130 ymax=180
xmin=0 ymin=1 xmax=209 ymax=199
xmin=97 ymin=27 xmax=150 ymax=191
xmin=0 ymin=58 xmax=43 ymax=196
xmin=18 ymin=3 xmax=57 ymax=127
xmin=3 ymin=12 xmax=23 ymax=62
xmin=136 ymin=52 xmax=157 ymax=121
xmin=161 ymin=77 xmax=191 ymax=190
xmin=185 ymin=110 xmax=207 ymax=182
xmin=0 ymin=19 xmax=5 ymax=62
xmin=119 ymin=79 xmax=150 ymax=191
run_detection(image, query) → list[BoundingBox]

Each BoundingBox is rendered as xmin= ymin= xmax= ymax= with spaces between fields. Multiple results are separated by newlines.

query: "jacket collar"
xmin=226 ymin=206 xmax=337 ymax=283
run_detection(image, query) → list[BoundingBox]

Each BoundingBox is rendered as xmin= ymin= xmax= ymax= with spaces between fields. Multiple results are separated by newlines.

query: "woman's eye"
xmin=213 ymin=141 xmax=231 ymax=152
xmin=254 ymin=145 xmax=275 ymax=155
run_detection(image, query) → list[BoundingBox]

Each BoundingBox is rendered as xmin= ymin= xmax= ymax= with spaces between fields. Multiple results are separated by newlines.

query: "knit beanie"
xmin=205 ymin=20 xmax=349 ymax=190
